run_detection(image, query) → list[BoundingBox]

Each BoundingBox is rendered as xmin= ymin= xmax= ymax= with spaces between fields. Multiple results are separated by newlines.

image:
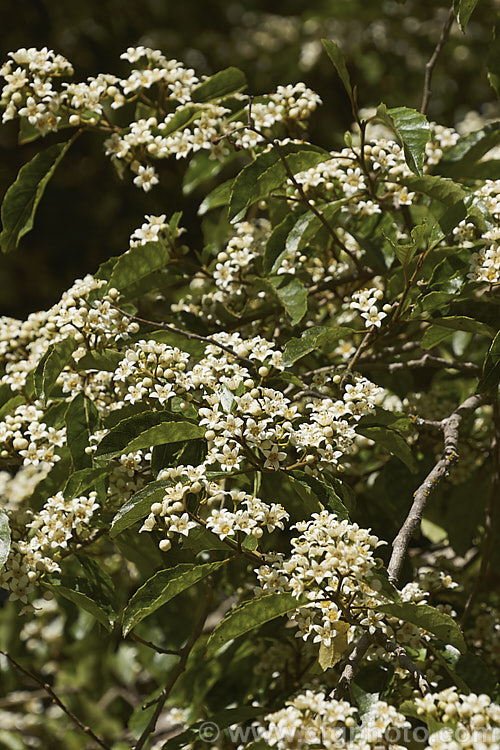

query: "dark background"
xmin=1 ymin=0 xmax=497 ymax=316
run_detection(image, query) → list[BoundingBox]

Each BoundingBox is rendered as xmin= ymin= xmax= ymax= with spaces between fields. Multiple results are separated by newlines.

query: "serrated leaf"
xmin=94 ymin=412 xmax=203 ymax=461
xmin=42 ymin=572 xmax=116 ymax=630
xmin=228 ymin=144 xmax=328 ymax=222
xmin=401 ymin=174 xmax=467 ymax=206
xmin=453 ymin=0 xmax=480 ymax=31
xmin=107 ymin=240 xmax=169 ymax=297
xmin=289 ymin=470 xmax=349 ymax=519
xmin=77 ymin=349 xmax=123 ymax=371
xmin=375 ymin=104 xmax=430 ymax=176
xmin=122 ymin=560 xmax=230 ymax=635
xmin=0 ymin=141 xmax=72 ymax=252
xmin=321 ymin=39 xmax=353 ymax=104
xmin=282 ymin=326 xmax=352 ymax=366
xmin=64 ymin=467 xmax=107 ymax=500
xmin=422 ymin=317 xmax=495 ymax=351
xmin=356 ymin=425 xmax=416 ymax=472
xmin=270 ymin=276 xmax=308 ymax=325
xmin=65 ymin=394 xmax=99 ymax=470
xmin=33 ymin=337 xmax=78 ymax=400
xmin=191 ymin=67 xmax=246 ymax=103
xmin=110 ymin=480 xmax=169 ymax=538
xmin=377 ymin=602 xmax=466 ymax=653
xmin=0 ymin=512 xmax=11 ymax=569
xmin=206 ymin=592 xmax=308 ymax=657
xmin=478 ymin=329 xmax=500 ymax=392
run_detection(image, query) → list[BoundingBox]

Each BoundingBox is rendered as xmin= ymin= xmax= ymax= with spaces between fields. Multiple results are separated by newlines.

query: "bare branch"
xmin=370 ymin=630 xmax=432 ymax=696
xmin=357 ymin=353 xmax=481 ymax=375
xmin=420 ymin=6 xmax=455 ymax=115
xmin=0 ymin=650 xmax=111 ymax=750
xmin=388 ymin=392 xmax=487 ymax=583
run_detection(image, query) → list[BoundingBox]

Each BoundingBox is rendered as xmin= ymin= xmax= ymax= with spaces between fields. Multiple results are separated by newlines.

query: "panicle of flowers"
xmin=257 ymin=691 xmax=410 ymax=750
xmin=415 ymin=687 xmax=500 ymax=749
xmin=255 ymin=510 xmax=387 ymax=650
xmin=468 ymin=227 xmax=500 ymax=284
xmin=0 ymin=490 xmax=99 ymax=608
xmin=141 ymin=462 xmax=288 ymax=551
xmin=0 ymin=402 xmax=66 ymax=469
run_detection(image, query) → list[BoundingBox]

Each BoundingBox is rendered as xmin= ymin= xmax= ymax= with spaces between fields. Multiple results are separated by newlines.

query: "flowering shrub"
xmin=0 ymin=4 xmax=500 ymax=749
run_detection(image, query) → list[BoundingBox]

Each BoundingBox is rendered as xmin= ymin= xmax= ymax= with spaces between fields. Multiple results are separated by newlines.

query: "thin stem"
xmin=134 ymin=580 xmax=213 ymax=749
xmin=387 ymin=392 xmax=487 ymax=583
xmin=0 ymin=650 xmax=111 ymax=750
xmin=420 ymin=6 xmax=455 ymax=115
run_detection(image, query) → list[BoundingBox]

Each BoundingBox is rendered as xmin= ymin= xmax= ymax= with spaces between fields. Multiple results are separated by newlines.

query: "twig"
xmin=340 ymin=330 xmax=372 ymax=387
xmin=357 ymin=353 xmax=481 ymax=375
xmin=387 ymin=392 xmax=487 ymax=583
xmin=0 ymin=650 xmax=111 ymax=750
xmin=128 ymin=633 xmax=183 ymax=656
xmin=370 ymin=631 xmax=432 ymax=696
xmin=331 ymin=632 xmax=371 ymax=700
xmin=110 ymin=305 xmax=254 ymax=369
xmin=134 ymin=580 xmax=213 ymax=750
xmin=420 ymin=6 xmax=455 ymax=115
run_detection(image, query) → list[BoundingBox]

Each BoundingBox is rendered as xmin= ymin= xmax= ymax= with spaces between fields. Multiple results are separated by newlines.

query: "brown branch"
xmin=331 ymin=632 xmax=371 ymax=700
xmin=0 ymin=650 xmax=111 ymax=750
xmin=134 ymin=580 xmax=213 ymax=750
xmin=370 ymin=631 xmax=432 ymax=696
xmin=387 ymin=392 xmax=487 ymax=583
xmin=110 ymin=305 xmax=254 ymax=369
xmin=420 ymin=6 xmax=455 ymax=115
xmin=357 ymin=353 xmax=481 ymax=375
xmin=128 ymin=633 xmax=183 ymax=656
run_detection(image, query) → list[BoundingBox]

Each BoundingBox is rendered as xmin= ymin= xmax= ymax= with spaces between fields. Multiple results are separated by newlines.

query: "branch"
xmin=420 ymin=6 xmax=455 ymax=115
xmin=0 ymin=650 xmax=111 ymax=750
xmin=387 ymin=392 xmax=487 ymax=583
xmin=331 ymin=632 xmax=371 ymax=700
xmin=110 ymin=305 xmax=254 ymax=369
xmin=370 ymin=630 xmax=432 ymax=696
xmin=357 ymin=353 xmax=481 ymax=375
xmin=134 ymin=580 xmax=213 ymax=750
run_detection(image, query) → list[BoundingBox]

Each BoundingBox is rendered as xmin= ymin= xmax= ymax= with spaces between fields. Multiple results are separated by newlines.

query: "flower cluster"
xmin=415 ymin=688 xmax=500 ymax=750
xmin=0 ymin=403 xmax=65 ymax=468
xmin=350 ymin=287 xmax=389 ymax=329
xmin=0 ymin=491 xmax=99 ymax=608
xmin=256 ymin=511 xmax=386 ymax=649
xmin=257 ymin=690 xmax=410 ymax=750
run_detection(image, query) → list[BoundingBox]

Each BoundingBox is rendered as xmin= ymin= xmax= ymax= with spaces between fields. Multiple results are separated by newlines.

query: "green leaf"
xmin=270 ymin=276 xmax=308 ymax=325
xmin=377 ymin=602 xmax=466 ymax=653
xmin=437 ymin=122 xmax=500 ymax=177
xmin=183 ymin=150 xmax=238 ymax=195
xmin=0 ymin=395 xmax=24 ymax=420
xmin=33 ymin=337 xmax=78 ymax=400
xmin=122 ymin=560 xmax=230 ymax=635
xmin=157 ymin=106 xmax=202 ymax=137
xmin=42 ymin=572 xmax=116 ymax=630
xmin=198 ymin=179 xmax=233 ymax=216
xmin=375 ymin=104 xmax=430 ymax=176
xmin=367 ymin=569 xmax=401 ymax=602
xmin=77 ymin=349 xmax=123 ymax=371
xmin=107 ymin=241 xmax=170 ymax=297
xmin=263 ymin=214 xmax=297 ymax=274
xmin=191 ymin=67 xmax=246 ymax=103
xmin=110 ymin=480 xmax=168 ymax=538
xmin=422 ymin=316 xmax=495 ymax=351
xmin=384 ymin=221 xmax=429 ymax=267
xmin=478 ymin=329 xmax=500 ymax=392
xmin=228 ymin=144 xmax=328 ymax=222
xmin=0 ymin=511 xmax=11 ymax=569
xmin=401 ymin=174 xmax=468 ymax=206
xmin=453 ymin=0 xmax=480 ymax=31
xmin=289 ymin=470 xmax=349 ymax=519
xmin=321 ymin=39 xmax=353 ymax=105
xmin=65 ymin=394 xmax=99 ymax=470
xmin=282 ymin=326 xmax=352 ymax=366
xmin=64 ymin=467 xmax=108 ymax=500
xmin=281 ymin=200 xmax=347 ymax=262
xmin=0 ymin=141 xmax=72 ymax=252
xmin=94 ymin=412 xmax=203 ymax=461
xmin=206 ymin=592 xmax=307 ymax=657
xmin=488 ymin=19 xmax=500 ymax=99
xmin=356 ymin=425 xmax=416 ymax=472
